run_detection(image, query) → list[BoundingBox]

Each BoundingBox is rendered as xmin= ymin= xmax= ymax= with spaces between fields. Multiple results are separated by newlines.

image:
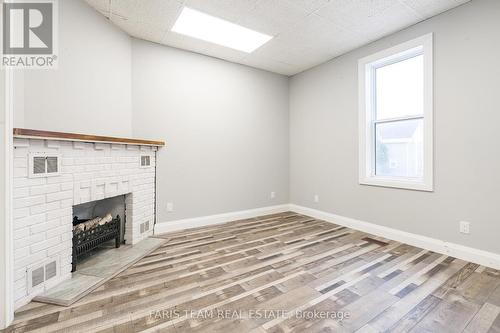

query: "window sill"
xmin=359 ymin=177 xmax=433 ymax=192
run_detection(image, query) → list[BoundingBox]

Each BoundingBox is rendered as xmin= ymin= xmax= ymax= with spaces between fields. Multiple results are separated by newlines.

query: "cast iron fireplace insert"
xmin=71 ymin=215 xmax=121 ymax=272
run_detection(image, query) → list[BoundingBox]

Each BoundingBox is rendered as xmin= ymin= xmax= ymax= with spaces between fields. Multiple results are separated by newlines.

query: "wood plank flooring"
xmin=4 ymin=212 xmax=500 ymax=333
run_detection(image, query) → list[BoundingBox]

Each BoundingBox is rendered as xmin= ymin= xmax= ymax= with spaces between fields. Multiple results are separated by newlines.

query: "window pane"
xmin=375 ymin=55 xmax=423 ymax=120
xmin=375 ymin=119 xmax=423 ymax=178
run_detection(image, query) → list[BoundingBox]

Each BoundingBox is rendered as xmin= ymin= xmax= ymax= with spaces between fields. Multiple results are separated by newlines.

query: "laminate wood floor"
xmin=5 ymin=212 xmax=500 ymax=333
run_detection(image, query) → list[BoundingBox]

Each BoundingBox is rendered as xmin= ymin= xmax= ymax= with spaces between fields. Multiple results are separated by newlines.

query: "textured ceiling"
xmin=84 ymin=0 xmax=470 ymax=76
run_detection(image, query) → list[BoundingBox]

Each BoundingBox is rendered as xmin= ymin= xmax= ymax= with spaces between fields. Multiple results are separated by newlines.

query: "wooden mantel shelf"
xmin=13 ymin=128 xmax=165 ymax=147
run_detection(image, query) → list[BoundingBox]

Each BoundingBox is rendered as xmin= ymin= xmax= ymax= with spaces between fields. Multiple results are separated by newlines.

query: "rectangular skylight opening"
xmin=172 ymin=7 xmax=273 ymax=53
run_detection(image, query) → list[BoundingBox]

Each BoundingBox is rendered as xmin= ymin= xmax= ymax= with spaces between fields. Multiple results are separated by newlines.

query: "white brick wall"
xmin=12 ymin=138 xmax=157 ymax=309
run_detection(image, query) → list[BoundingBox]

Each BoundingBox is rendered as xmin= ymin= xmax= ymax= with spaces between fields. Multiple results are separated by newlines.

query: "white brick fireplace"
xmin=11 ymin=131 xmax=162 ymax=309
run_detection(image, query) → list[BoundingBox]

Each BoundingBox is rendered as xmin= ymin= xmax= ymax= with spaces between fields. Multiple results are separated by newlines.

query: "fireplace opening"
xmin=72 ymin=195 xmax=126 ymax=272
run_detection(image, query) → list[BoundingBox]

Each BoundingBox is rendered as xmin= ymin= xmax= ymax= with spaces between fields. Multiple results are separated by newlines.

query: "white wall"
xmin=14 ymin=0 xmax=132 ymax=137
xmin=131 ymin=39 xmax=289 ymax=223
xmin=289 ymin=0 xmax=500 ymax=254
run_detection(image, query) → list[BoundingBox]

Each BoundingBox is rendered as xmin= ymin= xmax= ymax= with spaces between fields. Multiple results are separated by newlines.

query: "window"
xmin=358 ymin=34 xmax=433 ymax=191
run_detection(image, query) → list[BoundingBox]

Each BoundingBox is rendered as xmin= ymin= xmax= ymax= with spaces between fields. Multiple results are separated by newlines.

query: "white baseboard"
xmin=289 ymin=204 xmax=500 ymax=270
xmin=154 ymin=204 xmax=291 ymax=235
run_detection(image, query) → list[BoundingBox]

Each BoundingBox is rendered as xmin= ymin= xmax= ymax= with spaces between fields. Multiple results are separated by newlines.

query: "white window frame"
xmin=358 ymin=33 xmax=433 ymax=191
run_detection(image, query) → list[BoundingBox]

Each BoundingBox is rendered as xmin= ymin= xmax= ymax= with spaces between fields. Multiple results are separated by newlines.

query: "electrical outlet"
xmin=459 ymin=221 xmax=470 ymax=234
xmin=270 ymin=192 xmax=276 ymax=199
xmin=314 ymin=194 xmax=320 ymax=203
xmin=166 ymin=202 xmax=174 ymax=212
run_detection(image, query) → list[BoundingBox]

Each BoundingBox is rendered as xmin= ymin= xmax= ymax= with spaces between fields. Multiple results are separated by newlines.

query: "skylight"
xmin=171 ymin=7 xmax=273 ymax=53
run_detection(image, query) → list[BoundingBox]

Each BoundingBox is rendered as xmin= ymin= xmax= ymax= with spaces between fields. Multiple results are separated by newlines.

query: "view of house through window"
xmin=375 ymin=118 xmax=423 ymax=178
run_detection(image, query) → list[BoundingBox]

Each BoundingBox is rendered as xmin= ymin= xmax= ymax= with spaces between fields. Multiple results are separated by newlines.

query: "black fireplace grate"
xmin=72 ymin=215 xmax=121 ymax=272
